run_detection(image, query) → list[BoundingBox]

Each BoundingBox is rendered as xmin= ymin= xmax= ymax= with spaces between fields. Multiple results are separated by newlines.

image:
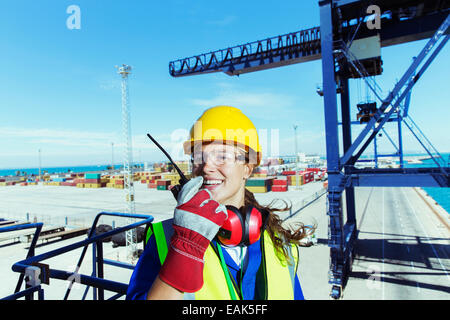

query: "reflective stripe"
xmin=195 ymin=232 xmax=297 ymax=300
xmin=153 ymin=222 xmax=168 ymax=266
xmin=145 ymin=227 xmax=153 ymax=245
xmin=287 ymin=242 xmax=298 ymax=293
xmin=263 ymin=231 xmax=297 ymax=300
xmin=194 ymin=244 xmax=240 ymax=300
xmin=145 ymin=221 xmax=298 ymax=300
xmin=214 ymin=243 xmax=239 ymax=300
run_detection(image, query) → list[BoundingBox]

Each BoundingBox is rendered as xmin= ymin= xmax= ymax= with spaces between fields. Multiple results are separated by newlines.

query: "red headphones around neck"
xmin=216 ymin=205 xmax=268 ymax=247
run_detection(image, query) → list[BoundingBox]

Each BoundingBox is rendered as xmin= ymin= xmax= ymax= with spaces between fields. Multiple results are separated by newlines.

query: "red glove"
xmin=159 ymin=176 xmax=227 ymax=292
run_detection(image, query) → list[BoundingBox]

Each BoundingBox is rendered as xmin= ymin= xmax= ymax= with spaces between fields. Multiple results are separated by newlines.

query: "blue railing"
xmin=0 ymin=221 xmax=43 ymax=298
xmin=5 ymin=212 xmax=153 ymax=300
xmin=2 ymin=285 xmax=44 ymax=300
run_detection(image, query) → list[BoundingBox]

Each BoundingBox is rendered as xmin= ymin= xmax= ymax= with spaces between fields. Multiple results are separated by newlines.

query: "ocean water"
xmin=403 ymin=153 xmax=450 ymax=214
xmin=0 ymin=163 xmax=150 ymax=177
xmin=0 ymin=165 xmax=112 ymax=177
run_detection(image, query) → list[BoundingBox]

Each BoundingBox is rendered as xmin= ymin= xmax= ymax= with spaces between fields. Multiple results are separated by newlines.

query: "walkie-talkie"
xmin=146 ymin=133 xmax=190 ymax=200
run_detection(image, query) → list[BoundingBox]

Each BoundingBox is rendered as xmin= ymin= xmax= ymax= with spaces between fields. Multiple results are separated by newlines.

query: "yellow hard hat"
xmin=183 ymin=106 xmax=262 ymax=165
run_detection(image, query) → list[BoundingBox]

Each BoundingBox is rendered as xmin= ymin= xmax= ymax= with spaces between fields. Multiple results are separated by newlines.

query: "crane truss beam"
xmin=169 ymin=1 xmax=449 ymax=78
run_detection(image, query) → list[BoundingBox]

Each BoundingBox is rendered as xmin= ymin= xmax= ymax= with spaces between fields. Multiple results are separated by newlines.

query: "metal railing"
xmin=286 ymin=187 xmax=327 ymax=220
xmin=0 ymin=222 xmax=43 ymax=298
xmin=6 ymin=212 xmax=153 ymax=300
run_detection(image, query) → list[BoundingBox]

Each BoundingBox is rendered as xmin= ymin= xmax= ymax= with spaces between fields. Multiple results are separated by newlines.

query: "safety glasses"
xmin=191 ymin=149 xmax=247 ymax=166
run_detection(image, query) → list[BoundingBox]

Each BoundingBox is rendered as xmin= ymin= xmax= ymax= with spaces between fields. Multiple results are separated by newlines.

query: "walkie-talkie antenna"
xmin=146 ymin=133 xmax=189 ymax=185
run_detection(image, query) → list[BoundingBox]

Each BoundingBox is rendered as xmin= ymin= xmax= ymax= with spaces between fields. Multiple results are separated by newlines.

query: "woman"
xmin=126 ymin=106 xmax=313 ymax=300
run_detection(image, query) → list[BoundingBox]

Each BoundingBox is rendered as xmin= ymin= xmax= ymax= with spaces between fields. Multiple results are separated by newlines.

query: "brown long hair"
xmin=244 ymin=189 xmax=316 ymax=264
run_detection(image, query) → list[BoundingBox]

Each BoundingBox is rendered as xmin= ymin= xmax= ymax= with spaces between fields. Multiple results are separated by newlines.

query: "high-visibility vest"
xmin=146 ymin=219 xmax=298 ymax=300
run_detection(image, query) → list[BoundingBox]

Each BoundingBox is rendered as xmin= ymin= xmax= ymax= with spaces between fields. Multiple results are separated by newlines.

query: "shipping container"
xmin=61 ymin=182 xmax=76 ymax=187
xmin=88 ymin=183 xmax=105 ymax=188
xmin=246 ymin=178 xmax=274 ymax=187
xmin=85 ymin=173 xmax=101 ymax=180
xmin=245 ymin=186 xmax=267 ymax=193
xmin=272 ymin=185 xmax=287 ymax=192
xmin=246 ymin=178 xmax=267 ymax=187
xmin=156 ymin=179 xmax=171 ymax=186
xmin=84 ymin=178 xmax=100 ymax=183
xmin=273 ymin=179 xmax=288 ymax=186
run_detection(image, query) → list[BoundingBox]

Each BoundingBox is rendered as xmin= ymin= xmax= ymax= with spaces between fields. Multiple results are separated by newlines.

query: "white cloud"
xmin=277 ymin=130 xmax=326 ymax=156
xmin=132 ymin=129 xmax=191 ymax=162
xmin=189 ymin=87 xmax=298 ymax=121
xmin=0 ymin=126 xmax=192 ymax=159
xmin=98 ymin=79 xmax=121 ymax=91
xmin=0 ymin=126 xmax=190 ymax=167
xmin=0 ymin=127 xmax=116 ymax=141
xmin=191 ymin=91 xmax=295 ymax=109
xmin=206 ymin=15 xmax=237 ymax=26
xmin=0 ymin=127 xmax=119 ymax=157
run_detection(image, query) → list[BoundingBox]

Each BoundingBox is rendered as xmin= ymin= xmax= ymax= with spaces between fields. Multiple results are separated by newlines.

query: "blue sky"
xmin=0 ymin=0 xmax=449 ymax=169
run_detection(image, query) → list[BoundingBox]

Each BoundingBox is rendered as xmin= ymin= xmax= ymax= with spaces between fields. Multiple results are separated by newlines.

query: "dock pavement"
xmin=0 ymin=182 xmax=448 ymax=299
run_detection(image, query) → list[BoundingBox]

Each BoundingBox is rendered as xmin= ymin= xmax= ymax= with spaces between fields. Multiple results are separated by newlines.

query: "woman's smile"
xmin=201 ymin=178 xmax=225 ymax=191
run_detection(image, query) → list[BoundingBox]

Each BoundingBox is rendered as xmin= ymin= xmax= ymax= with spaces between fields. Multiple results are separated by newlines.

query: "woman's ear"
xmin=244 ymin=164 xmax=254 ymax=180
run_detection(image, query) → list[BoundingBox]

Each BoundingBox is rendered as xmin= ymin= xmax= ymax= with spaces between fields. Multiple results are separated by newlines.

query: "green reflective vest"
xmin=146 ymin=219 xmax=298 ymax=300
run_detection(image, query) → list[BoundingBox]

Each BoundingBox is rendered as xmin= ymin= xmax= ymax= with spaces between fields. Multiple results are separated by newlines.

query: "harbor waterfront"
xmin=403 ymin=153 xmax=450 ymax=215
xmin=0 ymin=161 xmax=448 ymax=300
xmin=2 ymin=153 xmax=448 ymax=213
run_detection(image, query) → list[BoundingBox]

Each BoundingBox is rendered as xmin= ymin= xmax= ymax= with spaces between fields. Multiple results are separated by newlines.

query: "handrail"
xmin=10 ymin=212 xmax=153 ymax=300
xmin=0 ymin=222 xmax=43 ymax=295
xmin=65 ymin=211 xmax=151 ymax=300
xmin=1 ymin=285 xmax=44 ymax=301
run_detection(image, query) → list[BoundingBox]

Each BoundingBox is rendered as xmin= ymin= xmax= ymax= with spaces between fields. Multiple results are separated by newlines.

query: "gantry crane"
xmin=168 ymin=0 xmax=450 ymax=299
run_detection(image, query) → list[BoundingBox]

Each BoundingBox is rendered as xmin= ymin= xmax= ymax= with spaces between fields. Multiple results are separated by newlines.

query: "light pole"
xmin=293 ymin=124 xmax=299 ymax=163
xmin=116 ymin=64 xmax=137 ymax=262
xmin=111 ymin=142 xmax=115 ymax=170
xmin=38 ymin=149 xmax=42 ymax=182
xmin=293 ymin=124 xmax=300 ymax=189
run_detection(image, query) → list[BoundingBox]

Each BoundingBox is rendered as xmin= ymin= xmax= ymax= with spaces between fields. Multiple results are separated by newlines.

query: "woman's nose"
xmin=202 ymin=157 xmax=219 ymax=173
xmin=192 ymin=159 xmax=217 ymax=176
